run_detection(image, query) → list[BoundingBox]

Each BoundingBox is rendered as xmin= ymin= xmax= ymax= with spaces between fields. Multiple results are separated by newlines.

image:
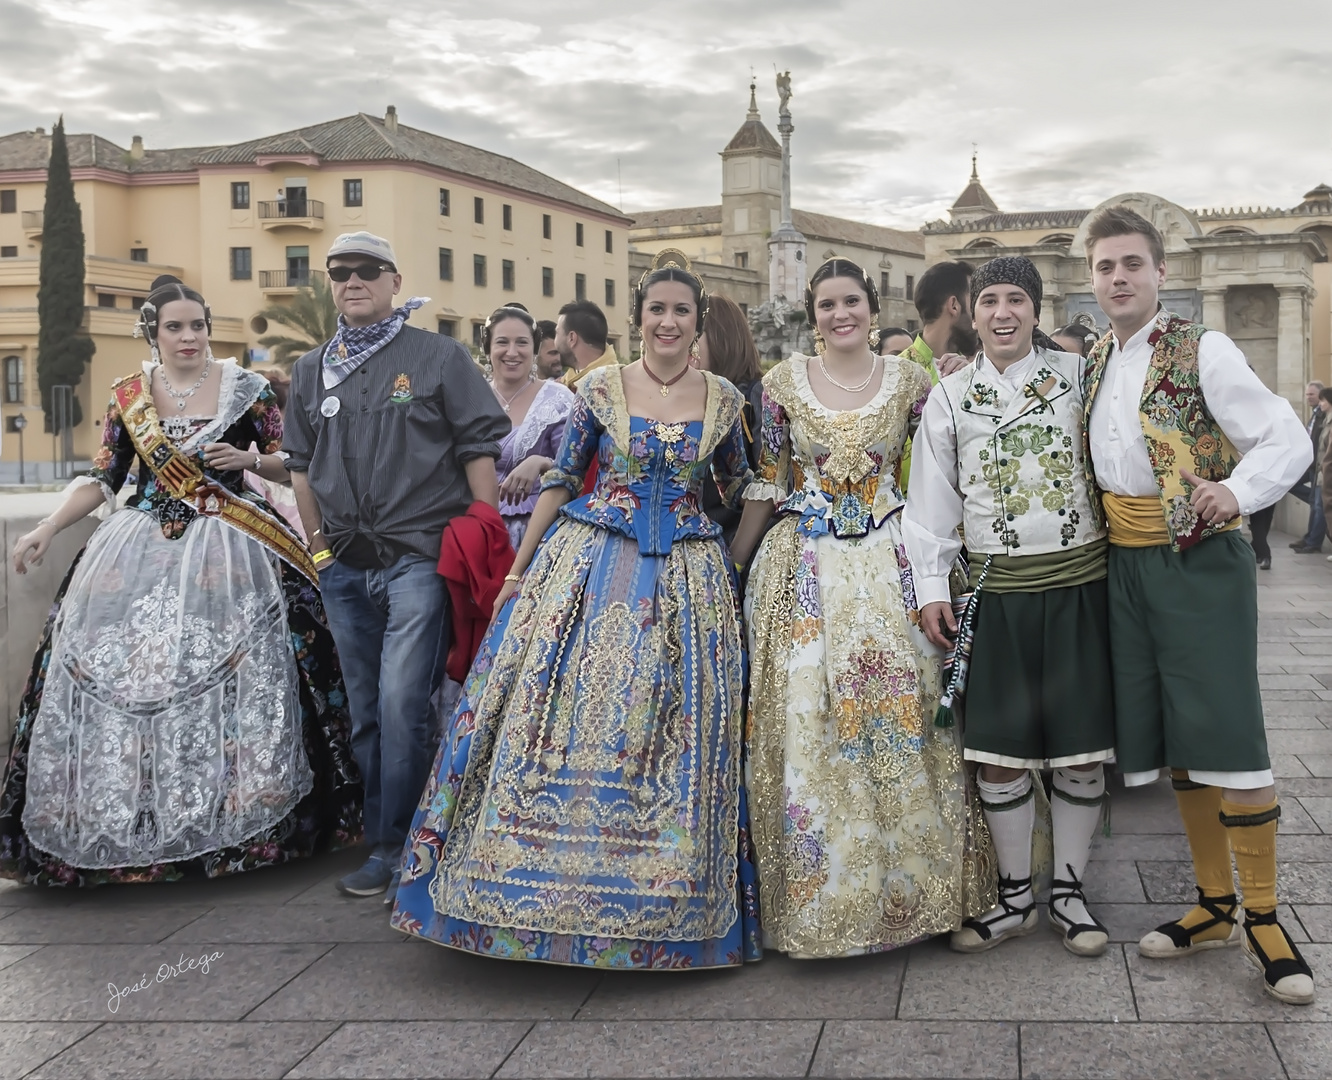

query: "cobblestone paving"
xmin=1 ymin=533 xmax=1330 ymax=1079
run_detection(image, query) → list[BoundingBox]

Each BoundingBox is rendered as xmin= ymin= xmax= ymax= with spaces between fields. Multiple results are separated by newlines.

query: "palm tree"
xmin=256 ymin=275 xmax=339 ymax=370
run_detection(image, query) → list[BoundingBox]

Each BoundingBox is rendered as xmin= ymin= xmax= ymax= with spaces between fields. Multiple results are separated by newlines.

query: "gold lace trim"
xmin=745 ymin=517 xmax=997 ymax=956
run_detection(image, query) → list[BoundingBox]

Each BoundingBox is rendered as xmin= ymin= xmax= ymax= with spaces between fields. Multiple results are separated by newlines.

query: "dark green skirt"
xmin=963 ymin=579 xmax=1117 ymax=768
xmin=1108 ymin=532 xmax=1269 ymax=775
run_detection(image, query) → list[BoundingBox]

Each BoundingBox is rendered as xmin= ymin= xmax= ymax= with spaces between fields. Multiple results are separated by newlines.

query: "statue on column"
xmin=776 ymin=70 xmax=792 ymax=113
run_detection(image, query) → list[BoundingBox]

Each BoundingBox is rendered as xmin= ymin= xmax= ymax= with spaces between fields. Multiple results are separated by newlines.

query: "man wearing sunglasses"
xmin=284 ymin=231 xmax=509 ymax=904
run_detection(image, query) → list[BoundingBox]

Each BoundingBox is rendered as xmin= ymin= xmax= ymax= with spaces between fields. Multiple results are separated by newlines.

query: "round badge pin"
xmin=320 ymin=396 xmax=341 ymax=418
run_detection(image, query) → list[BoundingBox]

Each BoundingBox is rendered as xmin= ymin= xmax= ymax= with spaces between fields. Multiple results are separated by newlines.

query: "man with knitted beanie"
xmin=905 ymin=256 xmax=1116 ymax=958
xmin=1083 ymin=205 xmax=1314 ymax=1005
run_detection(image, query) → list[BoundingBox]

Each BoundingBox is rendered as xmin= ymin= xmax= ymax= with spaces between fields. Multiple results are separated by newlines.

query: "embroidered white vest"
xmin=938 ymin=348 xmax=1104 ymax=556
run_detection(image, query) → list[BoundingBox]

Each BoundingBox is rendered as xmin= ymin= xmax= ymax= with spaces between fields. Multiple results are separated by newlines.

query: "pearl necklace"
xmin=818 ymin=352 xmax=879 ymax=394
xmin=158 ymin=355 xmax=213 ymax=410
xmin=492 ymin=375 xmax=533 ymax=413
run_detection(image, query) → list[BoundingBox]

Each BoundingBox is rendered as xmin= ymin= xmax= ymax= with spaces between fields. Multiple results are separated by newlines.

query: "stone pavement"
xmin=1 ymin=532 xmax=1331 ymax=1080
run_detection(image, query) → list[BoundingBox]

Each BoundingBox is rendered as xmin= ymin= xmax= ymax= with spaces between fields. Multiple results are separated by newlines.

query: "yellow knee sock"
xmin=1172 ymin=772 xmax=1236 ymax=941
xmin=1221 ymin=797 xmax=1295 ymax=964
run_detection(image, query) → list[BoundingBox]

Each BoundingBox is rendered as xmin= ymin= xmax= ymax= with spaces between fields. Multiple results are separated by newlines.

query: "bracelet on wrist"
xmin=312 ymin=549 xmax=334 ymax=566
xmin=503 ymin=572 xmax=523 ymax=583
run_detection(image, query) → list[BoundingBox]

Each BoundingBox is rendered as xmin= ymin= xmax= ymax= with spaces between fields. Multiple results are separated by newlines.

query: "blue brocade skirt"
xmin=390 ymin=519 xmax=761 ymax=968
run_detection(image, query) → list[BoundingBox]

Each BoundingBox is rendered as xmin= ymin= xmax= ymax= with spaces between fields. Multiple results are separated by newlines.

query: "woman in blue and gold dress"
xmin=391 ymin=250 xmax=760 ymax=968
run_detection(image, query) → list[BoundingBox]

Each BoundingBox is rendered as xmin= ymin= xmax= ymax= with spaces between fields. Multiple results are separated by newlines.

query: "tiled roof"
xmin=793 ymin=209 xmax=924 ymax=255
xmin=630 ymin=204 xmax=924 ymax=255
xmin=925 ymin=209 xmax=1089 ymax=234
xmin=951 ymin=177 xmax=1000 ymax=213
xmin=724 ymin=118 xmax=780 ymax=155
xmin=193 ymin=113 xmax=628 ymax=220
xmin=629 ymin=205 xmax=724 ymax=230
xmin=0 ymin=129 xmax=210 ymax=173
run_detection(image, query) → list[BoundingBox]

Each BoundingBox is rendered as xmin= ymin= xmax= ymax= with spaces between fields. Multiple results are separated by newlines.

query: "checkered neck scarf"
xmin=322 ymin=297 xmax=427 ymax=389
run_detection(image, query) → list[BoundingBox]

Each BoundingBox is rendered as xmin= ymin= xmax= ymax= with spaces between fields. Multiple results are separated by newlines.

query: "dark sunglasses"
xmin=327 ymin=263 xmax=394 ymax=282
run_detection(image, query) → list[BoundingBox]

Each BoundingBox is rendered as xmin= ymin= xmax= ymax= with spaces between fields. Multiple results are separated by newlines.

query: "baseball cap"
xmin=326 ymin=231 xmax=397 ymax=268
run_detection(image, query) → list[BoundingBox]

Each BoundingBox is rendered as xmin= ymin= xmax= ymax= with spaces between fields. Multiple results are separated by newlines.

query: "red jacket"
xmin=437 ymin=502 xmax=515 ymax=684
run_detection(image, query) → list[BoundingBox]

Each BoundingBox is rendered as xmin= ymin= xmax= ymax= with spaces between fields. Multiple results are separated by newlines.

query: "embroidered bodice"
xmin=745 ymin=356 xmax=932 ymax=539
xmin=88 ymin=361 xmax=284 ymax=539
xmin=541 ymin=367 xmax=753 ymax=555
xmin=495 ymin=378 xmax=575 ymax=518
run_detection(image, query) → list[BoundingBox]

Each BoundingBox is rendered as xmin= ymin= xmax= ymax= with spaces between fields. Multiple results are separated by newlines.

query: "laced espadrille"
xmin=950 ymin=874 xmax=1038 ymax=954
xmin=1138 ymin=886 xmax=1240 ymax=959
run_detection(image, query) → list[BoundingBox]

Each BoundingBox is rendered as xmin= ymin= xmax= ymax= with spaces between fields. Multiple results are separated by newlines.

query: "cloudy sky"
xmin=2 ymin=0 xmax=1329 ymax=228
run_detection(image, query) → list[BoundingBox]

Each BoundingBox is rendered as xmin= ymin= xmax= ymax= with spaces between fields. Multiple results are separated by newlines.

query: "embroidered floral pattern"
xmin=744 ymin=358 xmax=996 ymax=958
xmin=1082 ymin=311 xmax=1240 ymax=551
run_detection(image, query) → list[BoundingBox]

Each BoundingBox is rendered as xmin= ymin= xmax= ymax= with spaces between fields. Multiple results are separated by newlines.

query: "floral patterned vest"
xmin=939 ymin=348 xmax=1104 ymax=556
xmin=1081 ymin=310 xmax=1241 ymax=552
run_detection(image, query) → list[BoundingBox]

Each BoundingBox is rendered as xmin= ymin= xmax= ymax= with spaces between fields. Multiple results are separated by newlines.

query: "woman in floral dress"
xmin=0 ymin=275 xmax=360 ymax=887
xmin=730 ymin=258 xmax=993 ymax=958
xmin=391 ymin=251 xmax=761 ymax=968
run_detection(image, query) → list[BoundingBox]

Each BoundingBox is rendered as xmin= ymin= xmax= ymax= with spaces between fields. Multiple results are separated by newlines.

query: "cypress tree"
xmin=36 ymin=116 xmax=94 ymax=429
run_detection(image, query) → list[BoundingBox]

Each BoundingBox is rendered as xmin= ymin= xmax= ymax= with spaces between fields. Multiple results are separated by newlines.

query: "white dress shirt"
xmin=1087 ymin=319 xmax=1310 ymax=513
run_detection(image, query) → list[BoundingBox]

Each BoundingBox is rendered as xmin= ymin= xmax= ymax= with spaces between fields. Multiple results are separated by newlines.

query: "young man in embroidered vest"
xmin=1082 ymin=206 xmax=1314 ymax=1005
xmin=898 ymin=261 xmax=976 ymax=493
xmin=904 ymin=256 xmax=1116 ymax=957
xmin=285 ymin=231 xmax=509 ymax=904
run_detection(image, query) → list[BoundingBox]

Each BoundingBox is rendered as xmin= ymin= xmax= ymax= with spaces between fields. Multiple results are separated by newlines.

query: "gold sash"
xmin=1102 ymin=491 xmax=1238 ymax=549
xmin=114 ymin=375 xmax=317 ymax=582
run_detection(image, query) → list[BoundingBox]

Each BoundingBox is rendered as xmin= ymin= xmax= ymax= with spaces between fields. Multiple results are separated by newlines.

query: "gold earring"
xmin=812 ymin=329 xmax=826 ymax=355
xmin=868 ymin=327 xmax=881 ymax=349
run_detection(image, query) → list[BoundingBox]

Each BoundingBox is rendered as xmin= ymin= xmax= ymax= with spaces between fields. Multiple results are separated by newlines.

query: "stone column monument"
xmin=767 ymin=71 xmax=807 ymax=302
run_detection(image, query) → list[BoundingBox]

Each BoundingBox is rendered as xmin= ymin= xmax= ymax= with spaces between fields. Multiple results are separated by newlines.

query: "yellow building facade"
xmin=0 ymin=109 xmax=630 ymax=480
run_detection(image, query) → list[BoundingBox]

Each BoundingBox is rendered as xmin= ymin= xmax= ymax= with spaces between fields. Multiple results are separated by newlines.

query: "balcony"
xmin=256 ymin=199 xmax=325 ymax=232
xmin=258 ymin=268 xmax=325 ymax=295
xmin=20 ymin=211 xmax=42 ymax=238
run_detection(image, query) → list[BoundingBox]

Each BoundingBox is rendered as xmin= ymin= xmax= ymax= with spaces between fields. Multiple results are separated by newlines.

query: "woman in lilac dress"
xmin=485 ymin=307 xmax=575 ymax=549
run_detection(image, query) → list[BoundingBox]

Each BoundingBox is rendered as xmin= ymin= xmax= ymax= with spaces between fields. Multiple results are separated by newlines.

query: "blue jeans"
xmin=1303 ymin=485 xmax=1326 ymax=549
xmin=318 ymin=554 xmax=449 ymax=855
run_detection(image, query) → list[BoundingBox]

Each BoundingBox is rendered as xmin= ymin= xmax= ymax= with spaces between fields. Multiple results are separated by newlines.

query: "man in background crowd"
xmin=556 ymin=300 xmax=616 ymax=388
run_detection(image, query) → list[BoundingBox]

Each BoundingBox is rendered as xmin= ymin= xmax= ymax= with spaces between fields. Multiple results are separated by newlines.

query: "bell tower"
xmin=720 ymin=81 xmax=782 ymax=276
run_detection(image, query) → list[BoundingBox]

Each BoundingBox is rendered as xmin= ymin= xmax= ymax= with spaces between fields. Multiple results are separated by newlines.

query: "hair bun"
xmin=150 ymin=274 xmax=183 ymax=290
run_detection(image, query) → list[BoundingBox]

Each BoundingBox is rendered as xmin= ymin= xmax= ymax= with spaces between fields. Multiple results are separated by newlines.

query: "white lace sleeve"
xmin=66 ymin=474 xmax=117 ymax=518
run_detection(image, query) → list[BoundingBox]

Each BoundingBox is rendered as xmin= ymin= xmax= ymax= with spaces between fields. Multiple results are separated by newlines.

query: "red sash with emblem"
xmin=113 ymin=375 xmax=318 ymax=582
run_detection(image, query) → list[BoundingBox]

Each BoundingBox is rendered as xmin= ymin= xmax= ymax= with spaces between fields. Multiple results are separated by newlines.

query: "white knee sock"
xmin=1051 ymin=764 xmax=1106 ymax=927
xmin=977 ymin=772 xmax=1036 ymax=925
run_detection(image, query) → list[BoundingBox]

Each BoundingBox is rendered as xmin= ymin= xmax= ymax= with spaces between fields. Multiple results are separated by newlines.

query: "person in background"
xmin=534 ymin=319 xmax=563 ymax=379
xmin=1051 ymin=321 xmax=1099 ymax=359
xmin=283 ymin=231 xmax=508 ymax=904
xmin=899 ymin=260 xmax=976 ymax=491
xmin=877 ymin=326 xmax=914 ymax=357
xmin=486 ymin=306 xmax=575 ymax=549
xmin=691 ymin=293 xmax=763 ymax=545
xmin=556 ymin=300 xmax=616 ymax=389
xmin=1290 ymin=381 xmax=1326 ymax=554
xmin=1317 ymin=387 xmax=1332 ymax=562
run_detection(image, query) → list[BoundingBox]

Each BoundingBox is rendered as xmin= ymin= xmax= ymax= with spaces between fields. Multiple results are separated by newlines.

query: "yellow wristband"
xmin=313 ymin=549 xmax=334 ymax=565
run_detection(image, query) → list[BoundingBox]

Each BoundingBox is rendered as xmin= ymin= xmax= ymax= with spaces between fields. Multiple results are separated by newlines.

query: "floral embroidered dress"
xmin=0 ymin=361 xmax=361 ymax=887
xmin=391 ymin=366 xmax=762 ymax=968
xmin=494 ymin=377 xmax=575 ymax=550
xmin=744 ymin=356 xmax=995 ymax=958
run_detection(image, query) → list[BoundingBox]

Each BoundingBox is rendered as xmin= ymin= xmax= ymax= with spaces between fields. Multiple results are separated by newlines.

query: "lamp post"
xmin=12 ymin=413 xmax=27 ymax=485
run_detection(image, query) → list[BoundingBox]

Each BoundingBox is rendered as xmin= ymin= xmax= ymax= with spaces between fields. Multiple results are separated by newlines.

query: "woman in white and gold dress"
xmin=731 ymin=258 xmax=994 ymax=958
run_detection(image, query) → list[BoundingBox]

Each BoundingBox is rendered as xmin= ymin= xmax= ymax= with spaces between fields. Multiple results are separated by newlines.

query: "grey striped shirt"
xmin=284 ymin=327 xmax=509 ymax=569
